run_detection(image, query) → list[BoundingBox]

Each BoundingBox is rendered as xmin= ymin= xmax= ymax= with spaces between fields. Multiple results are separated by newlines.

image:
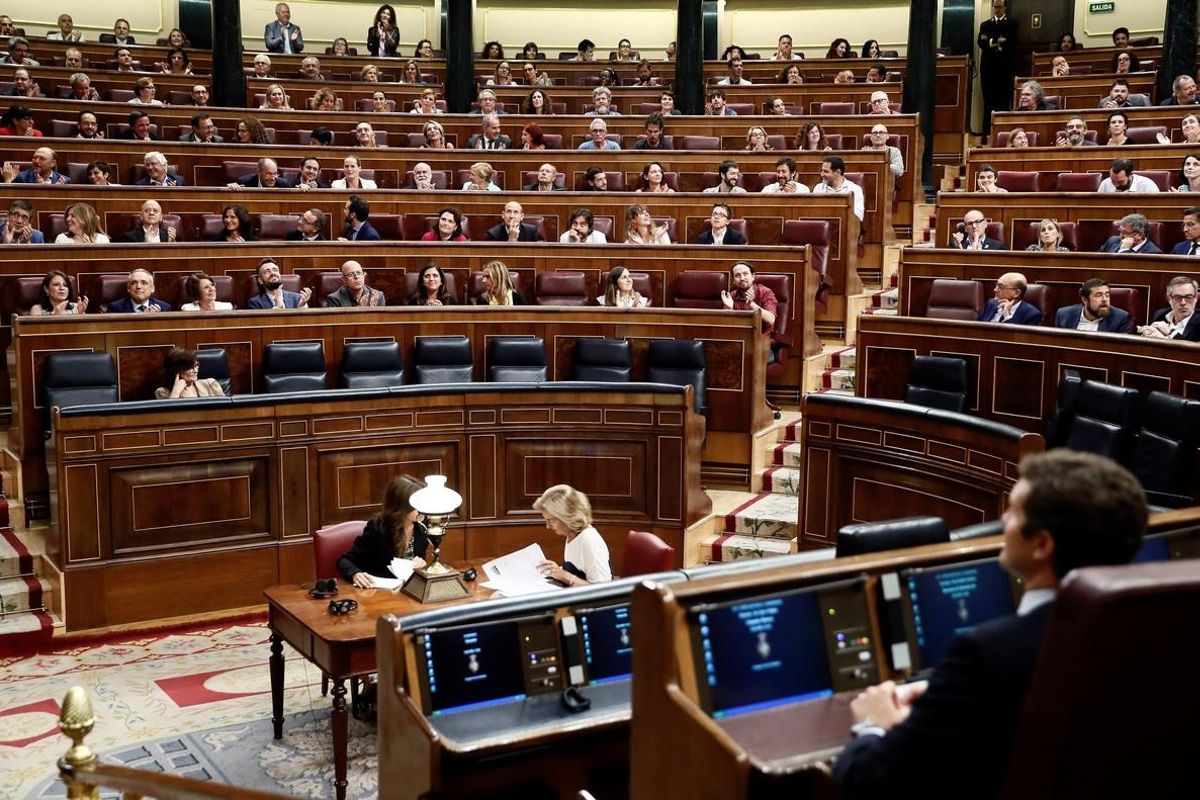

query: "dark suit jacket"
xmin=634 ymin=139 xmax=674 ymax=150
xmin=485 ymin=222 xmax=543 ymax=242
xmin=178 ymin=131 xmax=223 ymax=143
xmin=247 ymin=290 xmax=305 ymax=309
xmin=122 ymin=223 xmax=175 ymax=243
xmin=336 ymin=519 xmax=428 ymax=582
xmin=1054 ymin=304 xmax=1132 ymax=333
xmin=15 ymin=168 xmax=68 ymax=184
xmin=1 ymin=87 xmax=44 ymax=97
xmin=285 ymin=230 xmax=327 ymax=241
xmin=953 ymin=236 xmax=1005 ymax=250
xmin=366 ymin=26 xmax=400 ymax=57
xmin=1149 ymin=307 xmax=1200 ymax=341
xmin=116 ymin=129 xmax=162 ymax=141
xmin=106 ymin=296 xmax=172 ymax=313
xmin=263 ymin=19 xmax=303 ymax=53
xmin=1099 ymin=235 xmax=1163 ymax=254
xmin=696 ymin=228 xmax=747 ymax=245
xmin=234 ymin=173 xmax=294 ymax=188
xmin=835 ymin=604 xmax=1052 ymax=800
xmin=466 ymin=133 xmax=513 ymax=150
xmin=134 ymin=174 xmax=188 ymax=187
xmin=1098 ymin=94 xmax=1150 ymax=108
xmin=522 ymin=182 xmax=565 ymax=192
xmin=1170 ymin=240 xmax=1199 ymax=255
xmin=342 ymin=221 xmax=380 ymax=241
xmin=979 ymin=298 xmax=1043 ymax=325
xmin=99 ymin=34 xmax=137 ymax=44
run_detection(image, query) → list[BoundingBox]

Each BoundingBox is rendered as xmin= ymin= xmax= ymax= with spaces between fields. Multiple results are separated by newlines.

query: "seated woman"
xmin=598 ymin=67 xmax=620 ymax=88
xmin=612 ymin=38 xmax=639 ymax=62
xmin=370 ymin=90 xmax=391 ymax=113
xmin=1026 ymin=218 xmax=1070 ymax=251
xmin=86 ymin=160 xmax=114 ymax=185
xmin=624 ymin=204 xmax=671 ymax=244
xmin=598 ymin=266 xmax=649 ymax=307
xmin=408 ymin=262 xmax=457 ymax=305
xmin=523 ymin=89 xmax=552 ymax=115
xmin=156 ymin=347 xmax=225 ymax=399
xmin=401 ymin=60 xmax=426 ymax=84
xmin=1111 ymin=50 xmax=1140 ymax=74
xmin=797 ymin=122 xmax=831 ymax=151
xmin=181 ymin=271 xmax=234 ymax=311
xmin=522 ymin=62 xmax=554 ymax=87
xmin=235 ymin=117 xmax=272 ymax=144
xmin=30 ymin=269 xmax=88 ymax=315
xmin=421 ymin=119 xmax=450 ymax=148
xmin=1174 ymin=155 xmax=1200 ymax=192
xmin=160 ymin=48 xmax=193 ymax=75
xmin=310 ymin=87 xmax=340 ymax=111
xmin=337 ymin=474 xmax=430 ymax=589
xmin=778 ymin=65 xmax=803 ymax=85
xmin=129 ymin=77 xmax=163 ymax=106
xmin=521 ymin=122 xmax=546 ymax=149
xmin=0 ymin=105 xmax=42 ymax=137
xmin=487 ymin=61 xmax=517 ymax=86
xmin=636 ymin=162 xmax=674 ymax=193
xmin=462 ymin=161 xmax=501 ymax=191
xmin=532 ymin=484 xmax=612 ymax=586
xmin=259 ymin=83 xmax=291 ymax=111
xmin=360 ymin=64 xmax=380 ymax=83
xmin=331 ymin=37 xmax=351 ymax=57
xmin=410 ymin=88 xmax=442 ymax=115
xmin=481 ymin=41 xmax=504 ymax=59
xmin=166 ymin=28 xmax=190 ymax=48
xmin=522 ymin=41 xmax=541 ymax=60
xmin=1106 ymin=111 xmax=1129 ymax=146
xmin=421 ymin=207 xmax=468 ymax=242
xmin=333 ymin=155 xmax=377 ymax=189
xmin=214 ymin=204 xmax=256 ymax=242
xmin=1006 ymin=127 xmax=1030 ymax=148
xmin=476 ymin=260 xmax=525 ymax=305
xmin=415 ymin=39 xmax=434 ymax=58
xmin=827 ymin=38 xmax=854 ymax=58
xmin=745 ymin=125 xmax=774 ymax=151
xmin=975 ymin=164 xmax=1008 ymax=193
xmin=55 ymin=203 xmax=109 ymax=244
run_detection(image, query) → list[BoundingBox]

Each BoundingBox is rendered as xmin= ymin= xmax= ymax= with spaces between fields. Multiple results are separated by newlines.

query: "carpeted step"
xmin=0 ymin=574 xmax=47 ymax=614
xmin=761 ymin=465 xmax=801 ymax=496
xmin=0 ymin=526 xmax=54 ymax=656
xmin=784 ymin=420 xmax=803 ymax=440
xmin=771 ymin=441 xmax=803 ymax=468
xmin=0 ymin=525 xmax=31 ymax=580
xmin=829 ymin=347 xmax=856 ymax=371
xmin=821 ymin=368 xmax=855 ymax=392
xmin=723 ymin=492 xmax=799 ymax=541
xmin=704 ymin=533 xmax=796 ymax=562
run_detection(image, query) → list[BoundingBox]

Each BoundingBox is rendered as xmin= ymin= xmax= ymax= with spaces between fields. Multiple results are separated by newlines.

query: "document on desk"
xmin=370 ymin=558 xmax=415 ymax=591
xmin=482 ymin=543 xmax=562 ymax=596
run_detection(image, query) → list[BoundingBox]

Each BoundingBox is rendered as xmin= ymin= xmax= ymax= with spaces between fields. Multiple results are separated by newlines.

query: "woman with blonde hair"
xmin=54 ymin=203 xmax=108 ymax=244
xmin=1025 ymin=219 xmax=1071 ymax=251
xmin=259 ymin=83 xmax=291 ymax=110
xmin=624 ymin=204 xmax=671 ymax=244
xmin=421 ymin=119 xmax=450 ymax=147
xmin=462 ymin=162 xmax=501 ymax=191
xmin=533 ymin=484 xmax=612 ymax=585
xmin=475 ymin=260 xmax=525 ymax=306
xmin=745 ymin=125 xmax=774 ymax=151
xmin=337 ymin=474 xmax=431 ymax=589
xmin=310 ymin=87 xmax=340 ymax=111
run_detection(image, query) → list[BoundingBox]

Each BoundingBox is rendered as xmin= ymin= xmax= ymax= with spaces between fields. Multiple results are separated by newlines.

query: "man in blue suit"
xmin=264 ymin=3 xmax=303 ymax=53
xmin=106 ymin=269 xmax=172 ymax=313
xmin=246 ymin=258 xmax=312 ymax=309
xmin=1054 ymin=279 xmax=1132 ymax=333
xmin=1099 ymin=213 xmax=1163 ymax=253
xmin=978 ymin=271 xmax=1042 ymax=324
xmin=835 ymin=450 xmax=1147 ymax=800
xmin=0 ymin=199 xmax=43 ymax=243
xmin=1170 ymin=207 xmax=1200 ymax=255
xmin=339 ymin=195 xmax=380 ymax=241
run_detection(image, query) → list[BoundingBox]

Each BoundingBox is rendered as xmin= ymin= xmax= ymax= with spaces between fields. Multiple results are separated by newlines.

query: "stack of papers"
xmin=481 ymin=544 xmax=563 ymax=596
xmin=368 ymin=558 xmax=415 ymax=591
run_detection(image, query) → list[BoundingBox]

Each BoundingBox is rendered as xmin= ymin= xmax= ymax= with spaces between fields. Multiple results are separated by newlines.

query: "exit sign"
xmin=1090 ymin=1 xmax=1115 ymax=12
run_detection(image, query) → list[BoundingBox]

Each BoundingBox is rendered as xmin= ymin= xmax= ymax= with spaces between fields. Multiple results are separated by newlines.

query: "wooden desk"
xmin=264 ymin=572 xmax=492 ymax=800
xmin=963 ymin=143 xmax=1194 ymax=189
xmin=1008 ymin=71 xmax=1156 ymax=109
xmin=1030 ymin=45 xmax=1163 ymax=76
xmin=991 ymin=106 xmax=1198 ymax=145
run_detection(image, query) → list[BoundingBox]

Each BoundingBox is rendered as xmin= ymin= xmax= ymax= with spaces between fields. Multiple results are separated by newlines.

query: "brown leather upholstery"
xmin=926 ymin=278 xmax=985 ymax=320
xmin=818 ymin=101 xmax=855 ymax=115
xmin=368 ymin=214 xmax=405 ymax=241
xmin=534 ymin=271 xmax=589 ymax=306
xmin=781 ymin=220 xmax=831 ymax=280
xmin=1107 ymin=286 xmax=1140 ymax=328
xmin=317 ymin=273 xmax=343 ymax=307
xmin=1014 ymin=220 xmax=1079 ymax=251
xmin=456 ymin=168 xmax=506 ymax=190
xmin=997 ymin=171 xmax=1040 ymax=192
xmin=1126 ymin=126 xmax=1167 ymax=145
xmin=1054 ymin=172 xmax=1104 ymax=191
xmin=671 ymin=270 xmax=726 ymax=309
xmin=520 ymin=170 xmax=566 ymax=190
xmin=1138 ymin=169 xmax=1171 ymax=191
xmin=620 ymin=530 xmax=676 ymax=576
xmin=404 ymin=169 xmax=449 ymax=189
xmin=355 ymin=98 xmax=396 ymax=112
xmin=95 ymin=274 xmax=132 ymax=312
xmin=258 ymin=214 xmax=299 ymax=241
xmin=1021 ymin=284 xmax=1047 ymax=317
xmin=313 ymin=521 xmax=364 ymax=580
xmin=679 ymin=135 xmax=720 ymax=150
xmin=992 ymin=130 xmax=1040 ymax=147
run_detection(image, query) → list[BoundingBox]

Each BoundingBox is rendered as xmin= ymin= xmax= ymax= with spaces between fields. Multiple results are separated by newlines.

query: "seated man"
xmin=720 ymin=261 xmax=779 ymax=359
xmin=117 ymin=111 xmax=162 ymax=141
xmin=113 ymin=47 xmax=135 ymax=72
xmin=865 ymin=64 xmax=887 ymax=83
xmin=1099 ymin=213 xmax=1163 ymax=253
xmin=407 ymin=162 xmax=436 ymax=190
xmin=295 ymin=157 xmax=329 ymax=190
xmin=867 ymin=90 xmax=898 ymax=115
xmin=979 ymin=271 xmax=1042 ymax=324
xmin=137 ymin=151 xmax=187 ymax=187
xmin=582 ymin=165 xmax=609 ymax=190
xmin=107 ymin=268 xmax=172 ymax=312
xmin=1054 ymin=278 xmax=1132 ymax=333
xmin=1056 ymin=117 xmax=1098 ymax=148
xmin=473 ymin=88 xmax=506 ymax=116
xmin=717 ymin=55 xmax=752 ymax=85
xmin=704 ymin=159 xmax=747 ymax=193
xmin=952 ymin=209 xmax=1004 ymax=249
xmin=579 ymin=118 xmax=620 ymax=150
xmin=697 ymin=202 xmax=746 ymax=245
xmin=633 ymin=60 xmax=660 ymax=86
xmin=324 ymin=259 xmax=385 ymax=307
xmin=253 ymin=54 xmax=273 ymax=78
xmin=353 ymin=121 xmax=383 ymax=148
xmin=560 ymin=208 xmax=607 ymax=243
xmin=2 ymin=146 xmax=70 ymax=184
xmin=1050 ymin=55 xmax=1070 ymax=76
xmin=264 ymin=2 xmax=303 ymax=54
xmin=523 ymin=163 xmax=563 ymax=191
xmin=180 ymin=112 xmax=222 ymax=143
xmin=1112 ymin=26 xmax=1130 ymax=47
xmin=64 ymin=48 xmax=84 ymax=69
xmin=706 ymin=88 xmax=737 ymax=116
xmin=864 ymin=124 xmax=905 ymax=177
xmin=487 ymin=200 xmax=545 ymax=241
xmin=812 ymin=156 xmax=865 ymax=222
xmin=1098 ymin=157 xmax=1160 ymax=192
xmin=286 ymin=208 xmax=327 ymax=241
xmin=761 ymin=156 xmax=807 ymax=193
xmin=772 ymin=34 xmax=802 ymax=61
xmin=1138 ymin=276 xmax=1200 ymax=340
xmin=339 ymin=195 xmax=380 ymax=241
xmin=467 ymin=113 xmax=512 ymax=150
xmin=0 ymin=199 xmax=44 ymax=243
xmin=1098 ymin=78 xmax=1149 ymax=108
xmin=3 ymin=68 xmax=43 ymax=98
xmin=0 ymin=38 xmax=40 ymax=67
xmin=123 ymin=200 xmax=177 ymax=242
xmin=76 ymin=111 xmax=103 ymax=139
xmin=299 ymin=56 xmax=322 ymax=80
xmin=1172 ymin=206 xmax=1200 ymax=254
xmin=227 ymin=157 xmax=292 ymax=189
xmin=835 ymin=450 xmax=1146 ymax=800
xmin=571 ymin=38 xmax=596 ymax=62
xmin=586 ymin=86 xmax=620 ymax=116
xmin=247 ymin=258 xmax=312 ymax=309
xmin=47 ymin=13 xmax=84 ymax=42
xmin=100 ymin=18 xmax=136 ymax=45
xmin=635 ymin=112 xmax=671 ymax=150
xmin=68 ymin=73 xmax=98 ymax=101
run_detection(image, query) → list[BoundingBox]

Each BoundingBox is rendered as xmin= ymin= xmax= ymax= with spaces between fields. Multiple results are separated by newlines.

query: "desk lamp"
xmin=403 ymin=474 xmax=470 ymax=602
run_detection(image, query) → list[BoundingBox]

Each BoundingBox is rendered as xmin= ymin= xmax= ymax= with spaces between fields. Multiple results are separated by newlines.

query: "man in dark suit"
xmin=1138 ymin=276 xmax=1200 ymax=341
xmin=285 ymin=208 xmax=327 ymax=241
xmin=116 ymin=111 xmax=162 ymax=141
xmin=951 ymin=209 xmax=1005 ymax=250
xmin=179 ymin=112 xmax=222 ymax=143
xmin=1169 ymin=207 xmax=1200 ymax=254
xmin=106 ymin=269 xmax=173 ymax=313
xmin=2 ymin=68 xmax=43 ymax=97
xmin=122 ymin=200 xmax=177 ymax=243
xmin=1054 ymin=279 xmax=1132 ymax=333
xmin=1098 ymin=213 xmax=1163 ymax=253
xmin=979 ymin=271 xmax=1042 ymax=324
xmin=466 ymin=113 xmax=512 ymax=150
xmin=295 ymin=157 xmax=330 ymax=190
xmin=98 ymin=19 xmax=136 ymax=45
xmin=264 ymin=2 xmax=303 ymax=53
xmin=522 ymin=163 xmax=564 ymax=192
xmin=835 ymin=450 xmax=1147 ymax=800
xmin=226 ymin=158 xmax=293 ymax=189
xmin=135 ymin=152 xmax=188 ymax=187
xmin=2 ymin=146 xmax=69 ymax=184
xmin=339 ymin=195 xmax=380 ymax=241
xmin=246 ymin=258 xmax=312 ymax=309
xmin=696 ymin=202 xmax=746 ymax=245
xmin=977 ymin=0 xmax=1018 ymax=134
xmin=486 ymin=201 xmax=544 ymax=242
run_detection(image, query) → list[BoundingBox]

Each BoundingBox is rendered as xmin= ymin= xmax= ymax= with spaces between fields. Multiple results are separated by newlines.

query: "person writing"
xmin=533 ymin=484 xmax=612 ymax=586
xmin=156 ymin=347 xmax=225 ymax=399
xmin=338 ymin=475 xmax=430 ymax=589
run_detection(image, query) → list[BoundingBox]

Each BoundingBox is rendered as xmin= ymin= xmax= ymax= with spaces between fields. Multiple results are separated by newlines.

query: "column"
xmin=904 ymin=0 xmax=937 ymax=199
xmin=1159 ymin=0 xmax=1198 ymax=102
xmin=210 ymin=0 xmax=245 ymax=109
xmin=444 ymin=0 xmax=474 ymax=113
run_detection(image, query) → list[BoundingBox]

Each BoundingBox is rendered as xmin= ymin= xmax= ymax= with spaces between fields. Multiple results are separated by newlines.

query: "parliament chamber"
xmin=2 ymin=3 xmax=1197 ymax=800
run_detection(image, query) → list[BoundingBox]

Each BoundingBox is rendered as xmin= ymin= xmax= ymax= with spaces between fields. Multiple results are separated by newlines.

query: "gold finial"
xmin=58 ymin=686 xmax=98 ymax=799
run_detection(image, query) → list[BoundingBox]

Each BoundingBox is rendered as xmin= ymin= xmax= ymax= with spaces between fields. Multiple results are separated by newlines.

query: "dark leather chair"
xmin=341 ymin=341 xmax=404 ymax=389
xmin=571 ymin=338 xmax=632 ymax=382
xmin=520 ymin=170 xmax=567 ymax=190
xmin=835 ymin=516 xmax=950 ymax=557
xmin=754 ymin=273 xmax=792 ymax=378
xmin=42 ymin=353 xmax=119 ymax=421
xmin=926 ymin=278 xmax=985 ymax=320
xmin=257 ymin=214 xmax=299 ymax=241
xmin=621 ymin=530 xmax=676 ymax=576
xmin=953 ymin=220 xmax=1006 ymax=245
xmin=534 ymin=272 xmax=589 ymax=306
xmin=1014 ymin=220 xmax=1078 ymax=251
xmin=313 ymin=518 xmax=365 ymax=695
xmin=992 ymin=130 xmax=1040 ymax=147
xmin=904 ymin=355 xmax=969 ymax=412
xmin=487 ymin=336 xmax=547 ymax=382
xmin=15 ymin=275 xmax=77 ymax=315
xmin=1046 ymin=370 xmax=1084 ymax=449
xmin=413 ymin=335 xmax=473 ymax=384
xmin=404 ymin=169 xmax=450 ymax=189
xmin=1054 ymin=172 xmax=1103 ymax=192
xmin=949 ymin=520 xmax=1002 ymax=541
xmin=95 ymin=274 xmax=133 ymax=313
xmin=647 ymin=339 xmax=707 ymax=414
xmin=1138 ymin=168 xmax=1171 ymax=191
xmin=366 ymin=213 xmax=404 ymax=241
xmin=1126 ymin=126 xmax=1168 ymax=145
xmin=1062 ymin=380 xmax=1140 ymax=462
xmin=818 ymin=101 xmax=855 ymax=115
xmin=679 ymin=135 xmax=720 ymax=150
xmin=781 ymin=219 xmax=831 ymax=283
xmin=262 ymin=341 xmax=328 ymax=393
xmin=196 ymin=348 xmax=232 ymax=396
xmin=1129 ymin=391 xmax=1200 ymax=507
xmin=671 ymin=270 xmax=726 ymax=309
xmin=1022 ymin=285 xmax=1047 ymax=319
xmin=996 ymin=171 xmax=1040 ymax=192
xmin=1107 ymin=286 xmax=1141 ymax=328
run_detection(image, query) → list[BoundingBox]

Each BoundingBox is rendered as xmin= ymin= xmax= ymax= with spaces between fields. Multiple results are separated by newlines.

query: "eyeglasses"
xmin=343 ymin=271 xmax=365 ymax=278
xmin=995 ymin=283 xmax=1016 ymax=291
xmin=965 ymin=219 xmax=986 ymax=226
xmin=1169 ymin=293 xmax=1197 ymax=302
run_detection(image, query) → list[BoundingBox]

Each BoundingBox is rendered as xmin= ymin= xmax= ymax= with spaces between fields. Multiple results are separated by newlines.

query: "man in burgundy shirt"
xmin=721 ymin=260 xmax=779 ymax=354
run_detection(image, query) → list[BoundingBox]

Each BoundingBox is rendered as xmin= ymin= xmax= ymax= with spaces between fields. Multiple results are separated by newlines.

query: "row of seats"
xmin=952 ymin=217 xmax=1184 ymax=252
xmin=993 ymin=166 xmax=1173 ymax=193
xmin=925 ymin=277 xmax=1143 ymax=328
xmin=40 ymin=336 xmax=711 ymax=415
xmin=835 ymin=514 xmax=999 ymax=557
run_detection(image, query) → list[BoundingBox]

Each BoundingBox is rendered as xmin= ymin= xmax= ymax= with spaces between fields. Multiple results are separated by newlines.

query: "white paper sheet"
xmin=481 ymin=543 xmax=561 ymax=596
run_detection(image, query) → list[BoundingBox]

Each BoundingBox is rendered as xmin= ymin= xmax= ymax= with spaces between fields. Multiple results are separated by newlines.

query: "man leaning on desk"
xmin=834 ymin=450 xmax=1146 ymax=800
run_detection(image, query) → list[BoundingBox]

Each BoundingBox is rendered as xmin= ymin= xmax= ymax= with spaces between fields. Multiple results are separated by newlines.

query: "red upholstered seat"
xmin=1139 ymin=169 xmax=1171 ymax=191
xmin=953 ymin=220 xmax=1007 ymax=246
xmin=1108 ymin=286 xmax=1141 ymax=328
xmin=1022 ymin=284 xmax=1047 ymax=320
xmin=620 ymin=530 xmax=676 ymax=576
xmin=671 ymin=270 xmax=726 ymax=309
xmin=926 ymin=278 xmax=985 ymax=320
xmin=316 ymin=273 xmax=343 ymax=307
xmin=781 ymin=219 xmax=831 ymax=284
xmin=1126 ymin=126 xmax=1168 ymax=145
xmin=997 ymin=171 xmax=1040 ymax=192
xmin=1055 ymin=172 xmax=1104 ymax=192
xmin=534 ymin=271 xmax=589 ymax=306
xmin=679 ymin=135 xmax=719 ymax=150
xmin=992 ymin=130 xmax=1040 ymax=147
xmin=404 ymin=169 xmax=449 ymax=189
xmin=404 ymin=271 xmax=458 ymax=302
xmin=818 ymin=101 xmax=855 ymax=115
xmin=258 ymin=214 xmax=299 ymax=241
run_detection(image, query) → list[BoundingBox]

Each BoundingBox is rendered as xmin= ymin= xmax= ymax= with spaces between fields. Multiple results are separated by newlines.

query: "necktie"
xmin=1190 ymin=243 xmax=1198 ymax=256
xmin=136 ymin=304 xmax=147 ymax=313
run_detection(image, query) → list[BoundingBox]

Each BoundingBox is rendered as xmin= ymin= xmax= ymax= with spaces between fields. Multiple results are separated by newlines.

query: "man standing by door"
xmin=977 ymin=0 xmax=1018 ymax=136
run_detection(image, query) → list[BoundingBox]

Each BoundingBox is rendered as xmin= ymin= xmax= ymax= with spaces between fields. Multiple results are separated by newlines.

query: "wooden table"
xmin=264 ymin=570 xmax=494 ymax=800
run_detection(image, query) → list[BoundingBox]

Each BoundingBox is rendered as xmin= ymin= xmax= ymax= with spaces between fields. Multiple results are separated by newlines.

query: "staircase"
xmin=0 ymin=503 xmax=55 ymax=655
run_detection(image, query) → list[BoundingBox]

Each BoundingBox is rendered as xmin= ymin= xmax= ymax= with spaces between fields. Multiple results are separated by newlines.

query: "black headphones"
xmin=308 ymin=578 xmax=338 ymax=599
xmin=328 ymin=598 xmax=359 ymax=616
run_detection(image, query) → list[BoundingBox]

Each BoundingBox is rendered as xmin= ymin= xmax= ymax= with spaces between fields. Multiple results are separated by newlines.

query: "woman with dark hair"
xmin=0 ymin=105 xmax=41 ymax=136
xmin=86 ymin=161 xmax=113 ymax=185
xmin=721 ymin=44 xmax=747 ymax=61
xmin=481 ymin=41 xmax=504 ymax=59
xmin=523 ymin=89 xmax=552 ymax=115
xmin=476 ymin=260 xmax=525 ymax=305
xmin=778 ymin=64 xmax=803 ymax=85
xmin=598 ymin=67 xmax=620 ymax=87
xmin=613 ymin=38 xmax=638 ymax=62
xmin=401 ymin=60 xmax=425 ymax=84
xmin=368 ymin=4 xmax=400 ymax=57
xmin=1175 ymin=154 xmax=1200 ymax=192
xmin=156 ymin=347 xmax=225 ymax=399
xmin=421 ymin=208 xmax=468 ymax=242
xmin=861 ymin=39 xmax=882 ymax=60
xmin=338 ymin=475 xmax=431 ymax=588
xmin=826 ymin=38 xmax=853 ymax=58
xmin=161 ymin=48 xmax=192 ymax=75
xmin=215 ymin=204 xmax=255 ymax=242
xmin=415 ymin=39 xmax=434 ymax=58
xmin=166 ymin=28 xmax=190 ymax=48
xmin=487 ymin=61 xmax=517 ymax=86
xmin=181 ymin=272 xmax=233 ymax=311
xmin=1106 ymin=111 xmax=1129 ymax=146
xmin=235 ymin=117 xmax=271 ymax=144
xmin=30 ymin=270 xmax=88 ymax=315
xmin=796 ymin=121 xmax=831 ymax=151
xmin=331 ymin=37 xmax=350 ymax=56
xmin=521 ymin=122 xmax=546 ymax=150
xmin=1059 ymin=32 xmax=1079 ymax=51
xmin=523 ymin=41 xmax=540 ymax=59
xmin=1111 ymin=50 xmax=1140 ymax=73
xmin=408 ymin=262 xmax=457 ymax=305
xmin=598 ymin=266 xmax=650 ymax=308
xmin=636 ymin=162 xmax=674 ymax=193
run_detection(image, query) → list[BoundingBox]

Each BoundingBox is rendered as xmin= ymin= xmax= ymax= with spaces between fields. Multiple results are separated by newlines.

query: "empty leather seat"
xmin=679 ymin=135 xmax=720 ymax=150
xmin=196 ymin=348 xmax=232 ymax=396
xmin=262 ymin=341 xmax=327 ymax=393
xmin=42 ymin=352 xmax=119 ymax=418
xmin=997 ymin=171 xmax=1040 ymax=192
xmin=571 ymin=338 xmax=632 ymax=382
xmin=1022 ymin=285 xmax=1047 ymax=320
xmin=341 ymin=341 xmax=404 ymax=389
xmin=1063 ymin=380 xmax=1139 ymax=462
xmin=904 ymin=355 xmax=969 ymax=412
xmin=949 ymin=520 xmax=1002 ymax=541
xmin=926 ymin=278 xmax=985 ymax=320
xmin=257 ymin=214 xmax=299 ymax=241
xmin=1055 ymin=172 xmax=1103 ymax=192
xmin=781 ymin=219 xmax=831 ymax=283
xmin=1046 ymin=370 xmax=1083 ymax=449
xmin=487 ymin=336 xmax=547 ymax=382
xmin=413 ymin=336 xmax=473 ymax=384
xmin=835 ymin=516 xmax=950 ymax=557
xmin=1129 ymin=391 xmax=1200 ymax=507
xmin=819 ymin=101 xmax=856 ymax=115
xmin=534 ymin=272 xmax=589 ymax=306
xmin=1107 ymin=286 xmax=1141 ymax=328
xmin=647 ymin=339 xmax=707 ymax=414
xmin=1126 ymin=126 xmax=1167 ymax=145
xmin=671 ymin=271 xmax=726 ymax=309
xmin=621 ymin=530 xmax=676 ymax=576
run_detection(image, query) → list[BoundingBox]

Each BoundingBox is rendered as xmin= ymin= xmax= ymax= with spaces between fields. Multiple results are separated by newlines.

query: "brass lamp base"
xmin=402 ymin=565 xmax=471 ymax=603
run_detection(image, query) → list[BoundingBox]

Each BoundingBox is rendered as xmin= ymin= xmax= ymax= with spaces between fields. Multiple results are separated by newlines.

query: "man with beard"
xmin=1055 ymin=117 xmax=1098 ymax=148
xmin=1054 ymin=279 xmax=1132 ymax=333
xmin=246 ymin=258 xmax=311 ymax=309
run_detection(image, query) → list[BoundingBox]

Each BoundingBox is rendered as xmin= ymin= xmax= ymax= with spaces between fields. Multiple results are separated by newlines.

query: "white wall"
xmin=1072 ymin=0 xmax=1166 ymax=48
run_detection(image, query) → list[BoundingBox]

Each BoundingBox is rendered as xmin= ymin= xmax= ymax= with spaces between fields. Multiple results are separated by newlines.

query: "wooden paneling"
xmin=1009 ymin=71 xmax=1156 ymax=109
xmin=964 ymin=143 xmax=1199 ymax=194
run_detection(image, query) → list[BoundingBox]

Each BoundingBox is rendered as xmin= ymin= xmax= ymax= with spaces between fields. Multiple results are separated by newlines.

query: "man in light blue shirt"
xmin=578 ymin=118 xmax=620 ymax=151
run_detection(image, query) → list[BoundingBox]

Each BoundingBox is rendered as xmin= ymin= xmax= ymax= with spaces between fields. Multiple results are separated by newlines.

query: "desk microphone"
xmin=561 ymin=686 xmax=591 ymax=713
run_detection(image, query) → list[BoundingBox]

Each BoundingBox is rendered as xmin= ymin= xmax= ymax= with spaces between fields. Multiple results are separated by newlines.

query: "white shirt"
xmin=1165 ymin=310 xmax=1194 ymax=338
xmin=564 ymin=526 xmax=612 ymax=582
xmin=331 ymin=177 xmax=377 ymax=190
xmin=181 ymin=301 xmax=234 ymax=311
xmin=716 ymin=77 xmax=753 ymax=85
xmin=1017 ymin=587 xmax=1055 ymax=616
xmin=55 ymin=233 xmax=110 ymax=244
xmin=761 ymin=181 xmax=809 ymax=194
xmin=1075 ymin=315 xmax=1100 ymax=332
xmin=1098 ymin=175 xmax=1160 ymax=193
xmin=703 ymin=184 xmax=746 ymax=193
xmin=141 ymin=225 xmax=162 ymax=243
xmin=813 ymin=177 xmax=866 ymax=221
xmin=559 ymin=230 xmax=607 ymax=243
xmin=707 ymin=228 xmax=727 ymax=245
xmin=991 ymin=299 xmax=1026 ymax=322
